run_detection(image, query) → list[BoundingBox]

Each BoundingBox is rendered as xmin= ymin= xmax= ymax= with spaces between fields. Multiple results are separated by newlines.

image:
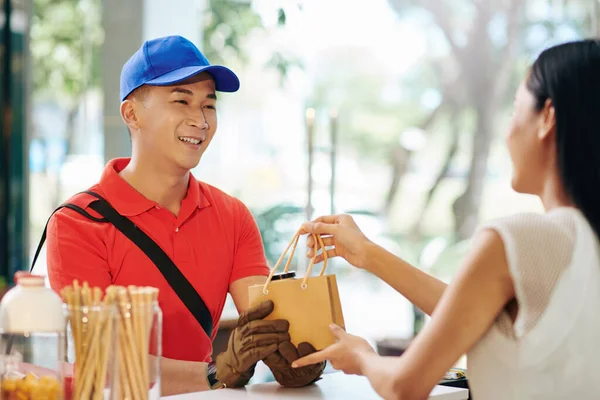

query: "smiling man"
xmin=41 ymin=35 xmax=305 ymax=395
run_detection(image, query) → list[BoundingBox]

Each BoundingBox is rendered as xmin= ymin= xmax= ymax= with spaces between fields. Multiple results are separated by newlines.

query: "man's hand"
xmin=263 ymin=341 xmax=326 ymax=388
xmin=215 ymin=300 xmax=290 ymax=388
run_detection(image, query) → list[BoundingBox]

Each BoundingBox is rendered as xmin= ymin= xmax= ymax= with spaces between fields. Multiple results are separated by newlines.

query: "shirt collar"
xmin=98 ymin=158 xmax=210 ymax=217
xmin=186 ymin=172 xmax=211 ymax=209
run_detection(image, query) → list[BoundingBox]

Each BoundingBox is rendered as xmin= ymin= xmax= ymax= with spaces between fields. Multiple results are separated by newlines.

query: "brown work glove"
xmin=215 ymin=300 xmax=290 ymax=388
xmin=263 ymin=341 xmax=326 ymax=388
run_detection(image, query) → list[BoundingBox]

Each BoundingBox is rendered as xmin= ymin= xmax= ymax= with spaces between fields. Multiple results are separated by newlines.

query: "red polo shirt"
xmin=46 ymin=158 xmax=269 ymax=362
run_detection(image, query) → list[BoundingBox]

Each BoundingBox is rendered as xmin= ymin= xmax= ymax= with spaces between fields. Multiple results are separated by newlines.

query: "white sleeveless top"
xmin=467 ymin=207 xmax=600 ymax=399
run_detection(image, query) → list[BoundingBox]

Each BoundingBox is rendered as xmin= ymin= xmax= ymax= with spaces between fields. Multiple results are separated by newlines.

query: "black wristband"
xmin=206 ymin=361 xmax=225 ymax=389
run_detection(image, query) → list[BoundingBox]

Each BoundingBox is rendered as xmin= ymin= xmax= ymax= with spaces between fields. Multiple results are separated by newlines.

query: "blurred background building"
xmin=2 ymin=0 xmax=600 ymax=380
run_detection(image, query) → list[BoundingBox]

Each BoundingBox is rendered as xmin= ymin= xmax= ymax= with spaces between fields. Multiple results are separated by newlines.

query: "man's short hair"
xmin=128 ymin=84 xmax=150 ymax=102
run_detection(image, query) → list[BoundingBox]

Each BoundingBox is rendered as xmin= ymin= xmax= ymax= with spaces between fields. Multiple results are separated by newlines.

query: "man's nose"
xmin=187 ymin=110 xmax=209 ymax=129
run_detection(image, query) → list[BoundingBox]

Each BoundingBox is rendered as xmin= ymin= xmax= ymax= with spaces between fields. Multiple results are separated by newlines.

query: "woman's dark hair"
xmin=527 ymin=39 xmax=600 ymax=237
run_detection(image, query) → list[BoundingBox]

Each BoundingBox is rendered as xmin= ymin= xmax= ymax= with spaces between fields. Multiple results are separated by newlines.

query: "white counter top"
xmin=163 ymin=372 xmax=469 ymax=399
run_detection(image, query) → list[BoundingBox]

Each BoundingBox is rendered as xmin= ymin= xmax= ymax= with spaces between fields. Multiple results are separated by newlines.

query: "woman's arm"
xmin=295 ymin=229 xmax=515 ymax=400
xmin=363 ymin=241 xmax=447 ymax=316
xmin=388 ymin=229 xmax=514 ymax=399
xmin=302 ymin=215 xmax=447 ymax=316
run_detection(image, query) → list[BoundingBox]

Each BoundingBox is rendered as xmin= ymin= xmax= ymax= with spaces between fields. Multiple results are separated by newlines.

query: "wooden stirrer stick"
xmin=93 ymin=287 xmax=114 ymax=400
xmin=119 ymin=288 xmax=146 ymax=399
xmin=76 ymin=287 xmax=105 ymax=399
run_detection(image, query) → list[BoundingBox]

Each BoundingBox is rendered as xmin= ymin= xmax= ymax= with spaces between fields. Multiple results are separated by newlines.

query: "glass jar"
xmin=0 ymin=275 xmax=66 ymax=400
xmin=63 ymin=285 xmax=162 ymax=400
xmin=63 ymin=303 xmax=118 ymax=400
xmin=112 ymin=296 xmax=162 ymax=400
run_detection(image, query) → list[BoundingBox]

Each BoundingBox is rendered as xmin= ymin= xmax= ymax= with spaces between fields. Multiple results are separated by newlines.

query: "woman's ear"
xmin=538 ymin=98 xmax=556 ymax=141
xmin=120 ymin=99 xmax=140 ymax=132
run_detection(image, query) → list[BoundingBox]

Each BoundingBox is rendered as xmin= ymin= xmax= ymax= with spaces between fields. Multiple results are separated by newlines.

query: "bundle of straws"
xmin=61 ymin=280 xmax=159 ymax=400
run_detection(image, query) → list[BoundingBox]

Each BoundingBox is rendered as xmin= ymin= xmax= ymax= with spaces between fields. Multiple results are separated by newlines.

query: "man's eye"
xmin=175 ymin=100 xmax=188 ymax=105
xmin=204 ymin=105 xmax=216 ymax=110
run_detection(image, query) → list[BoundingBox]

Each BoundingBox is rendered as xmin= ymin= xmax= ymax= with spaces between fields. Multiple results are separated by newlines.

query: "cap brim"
xmin=146 ymin=65 xmax=240 ymax=92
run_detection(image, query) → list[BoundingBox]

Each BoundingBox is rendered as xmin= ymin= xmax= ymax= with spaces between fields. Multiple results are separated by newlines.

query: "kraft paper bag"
xmin=248 ymin=231 xmax=345 ymax=350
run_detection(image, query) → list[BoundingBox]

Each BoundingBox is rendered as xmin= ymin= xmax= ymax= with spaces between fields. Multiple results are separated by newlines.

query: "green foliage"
xmin=253 ymin=204 xmax=305 ymax=266
xmin=202 ymin=0 xmax=264 ymax=66
xmin=202 ymin=1 xmax=302 ymax=80
xmin=30 ymin=0 xmax=103 ymax=101
xmin=265 ymin=50 xmax=304 ymax=83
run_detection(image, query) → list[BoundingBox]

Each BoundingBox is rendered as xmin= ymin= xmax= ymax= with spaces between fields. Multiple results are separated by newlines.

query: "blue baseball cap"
xmin=120 ymin=35 xmax=240 ymax=101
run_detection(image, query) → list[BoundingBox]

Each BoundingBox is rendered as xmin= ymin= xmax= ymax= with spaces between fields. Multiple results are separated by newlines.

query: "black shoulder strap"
xmin=31 ymin=191 xmax=214 ymax=338
xmin=30 ymin=202 xmax=108 ymax=272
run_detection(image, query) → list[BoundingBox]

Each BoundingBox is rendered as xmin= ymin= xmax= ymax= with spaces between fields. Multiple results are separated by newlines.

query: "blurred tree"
xmin=30 ymin=0 xmax=103 ymax=206
xmin=308 ymin=45 xmax=427 ymax=213
xmin=203 ymin=0 xmax=263 ymax=65
xmin=387 ymin=0 xmax=525 ymax=240
xmin=31 ymin=0 xmax=103 ymax=153
xmin=202 ymin=0 xmax=303 ymax=83
xmin=389 ymin=0 xmax=590 ymax=240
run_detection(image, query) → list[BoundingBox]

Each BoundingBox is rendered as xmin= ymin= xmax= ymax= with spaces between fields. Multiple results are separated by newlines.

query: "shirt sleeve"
xmin=47 ymin=209 xmax=112 ymax=293
xmin=229 ymin=201 xmax=270 ymax=285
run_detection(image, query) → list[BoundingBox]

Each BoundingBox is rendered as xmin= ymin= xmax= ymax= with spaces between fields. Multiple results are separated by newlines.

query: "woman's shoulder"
xmin=477 ymin=208 xmax=581 ymax=338
xmin=478 ymin=207 xmax=579 ymax=240
xmin=475 ymin=208 xmax=578 ymax=279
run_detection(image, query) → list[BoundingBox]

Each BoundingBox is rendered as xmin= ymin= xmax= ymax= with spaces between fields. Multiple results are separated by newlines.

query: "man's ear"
xmin=538 ymin=98 xmax=556 ymax=141
xmin=120 ymin=99 xmax=140 ymax=132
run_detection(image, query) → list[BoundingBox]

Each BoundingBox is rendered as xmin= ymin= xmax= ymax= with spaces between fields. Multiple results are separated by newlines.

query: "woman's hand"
xmin=301 ymin=215 xmax=372 ymax=269
xmin=292 ymin=325 xmax=407 ymax=400
xmin=291 ymin=324 xmax=377 ymax=375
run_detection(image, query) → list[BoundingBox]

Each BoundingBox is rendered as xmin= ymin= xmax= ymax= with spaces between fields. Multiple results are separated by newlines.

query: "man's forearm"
xmin=364 ymin=242 xmax=447 ymax=316
xmin=160 ymin=357 xmax=210 ymax=396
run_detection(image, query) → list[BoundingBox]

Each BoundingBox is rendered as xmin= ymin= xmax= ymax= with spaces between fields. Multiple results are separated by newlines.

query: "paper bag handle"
xmin=261 ymin=230 xmax=329 ymax=295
